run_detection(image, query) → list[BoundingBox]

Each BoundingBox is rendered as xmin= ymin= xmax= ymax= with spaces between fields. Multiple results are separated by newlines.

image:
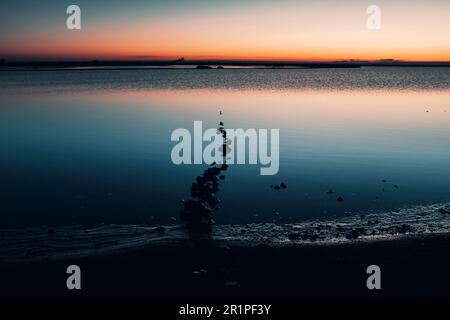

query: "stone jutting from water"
xmin=180 ymin=120 xmax=229 ymax=232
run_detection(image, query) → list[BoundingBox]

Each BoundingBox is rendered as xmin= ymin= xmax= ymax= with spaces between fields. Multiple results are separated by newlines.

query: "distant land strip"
xmin=1 ymin=59 xmax=450 ymax=70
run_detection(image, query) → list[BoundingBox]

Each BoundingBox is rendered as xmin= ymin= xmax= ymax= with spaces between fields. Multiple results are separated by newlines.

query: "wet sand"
xmin=1 ymin=233 xmax=450 ymax=299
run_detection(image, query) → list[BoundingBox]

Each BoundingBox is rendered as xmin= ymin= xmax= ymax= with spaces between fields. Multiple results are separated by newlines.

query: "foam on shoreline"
xmin=1 ymin=202 xmax=450 ymax=262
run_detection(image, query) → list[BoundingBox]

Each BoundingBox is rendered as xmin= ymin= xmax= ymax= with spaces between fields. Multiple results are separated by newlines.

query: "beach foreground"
xmin=1 ymin=233 xmax=450 ymax=300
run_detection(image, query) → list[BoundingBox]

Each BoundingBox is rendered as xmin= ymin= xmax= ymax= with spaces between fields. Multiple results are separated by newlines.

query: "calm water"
xmin=1 ymin=67 xmax=450 ymax=228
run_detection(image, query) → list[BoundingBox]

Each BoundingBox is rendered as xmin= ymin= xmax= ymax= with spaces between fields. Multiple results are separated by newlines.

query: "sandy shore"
xmin=1 ymin=232 xmax=450 ymax=299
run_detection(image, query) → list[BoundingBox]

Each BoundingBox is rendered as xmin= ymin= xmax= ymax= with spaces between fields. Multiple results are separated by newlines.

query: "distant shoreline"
xmin=1 ymin=60 xmax=450 ymax=71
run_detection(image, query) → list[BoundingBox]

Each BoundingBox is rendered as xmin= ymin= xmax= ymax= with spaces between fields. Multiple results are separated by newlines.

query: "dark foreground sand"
xmin=1 ymin=233 xmax=450 ymax=300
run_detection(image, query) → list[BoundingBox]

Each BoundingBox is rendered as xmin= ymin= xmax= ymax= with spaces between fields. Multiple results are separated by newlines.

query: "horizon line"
xmin=2 ymin=57 xmax=450 ymax=64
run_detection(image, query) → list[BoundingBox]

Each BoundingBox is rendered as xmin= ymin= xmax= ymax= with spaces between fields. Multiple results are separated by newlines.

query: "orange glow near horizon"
xmin=1 ymin=1 xmax=450 ymax=62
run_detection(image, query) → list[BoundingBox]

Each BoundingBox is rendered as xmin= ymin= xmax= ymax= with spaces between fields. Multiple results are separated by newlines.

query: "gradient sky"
xmin=1 ymin=0 xmax=449 ymax=61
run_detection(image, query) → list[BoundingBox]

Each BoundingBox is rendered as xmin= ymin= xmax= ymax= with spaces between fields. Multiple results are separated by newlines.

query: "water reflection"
xmin=0 ymin=72 xmax=449 ymax=228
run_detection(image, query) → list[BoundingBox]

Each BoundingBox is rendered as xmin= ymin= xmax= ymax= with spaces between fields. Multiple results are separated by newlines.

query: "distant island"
xmin=1 ymin=58 xmax=450 ymax=70
xmin=196 ymin=65 xmax=213 ymax=69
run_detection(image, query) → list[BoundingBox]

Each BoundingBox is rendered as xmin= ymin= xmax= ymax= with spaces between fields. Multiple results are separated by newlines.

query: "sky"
xmin=0 ymin=0 xmax=449 ymax=61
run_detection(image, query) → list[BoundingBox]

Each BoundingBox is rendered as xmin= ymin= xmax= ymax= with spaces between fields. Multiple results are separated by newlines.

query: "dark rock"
xmin=209 ymin=167 xmax=221 ymax=175
xmin=298 ymin=231 xmax=318 ymax=241
xmin=394 ymin=224 xmax=414 ymax=234
xmin=203 ymin=192 xmax=219 ymax=208
xmin=345 ymin=228 xmax=364 ymax=239
xmin=180 ymin=122 xmax=230 ymax=233
xmin=196 ymin=65 xmax=212 ymax=69
xmin=326 ymin=189 xmax=335 ymax=194
xmin=274 ymin=185 xmax=281 ymax=190
xmin=280 ymin=182 xmax=287 ymax=189
xmin=180 ymin=200 xmax=213 ymax=225
xmin=337 ymin=196 xmax=344 ymax=202
xmin=156 ymin=226 xmax=166 ymax=232
xmin=438 ymin=207 xmax=450 ymax=214
xmin=288 ymin=233 xmax=300 ymax=240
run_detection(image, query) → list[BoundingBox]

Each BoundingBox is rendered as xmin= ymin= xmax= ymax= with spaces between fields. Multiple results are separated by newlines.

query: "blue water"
xmin=1 ymin=67 xmax=450 ymax=228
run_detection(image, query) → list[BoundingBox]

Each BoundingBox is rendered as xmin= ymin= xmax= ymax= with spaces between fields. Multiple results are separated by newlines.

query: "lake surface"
xmin=1 ymin=67 xmax=450 ymax=228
